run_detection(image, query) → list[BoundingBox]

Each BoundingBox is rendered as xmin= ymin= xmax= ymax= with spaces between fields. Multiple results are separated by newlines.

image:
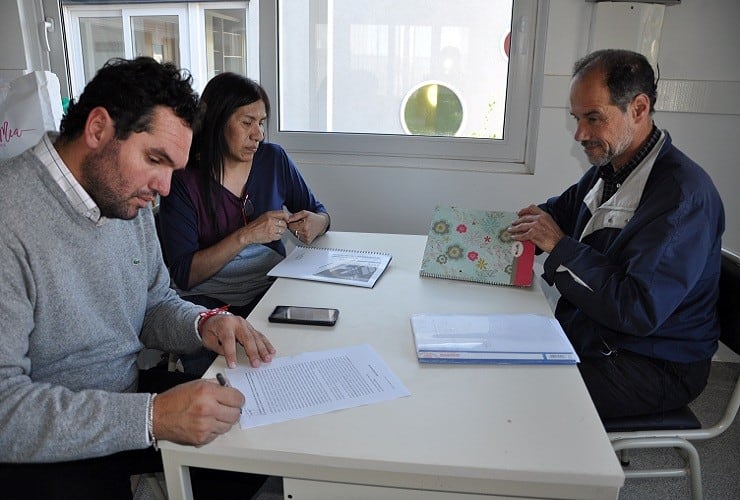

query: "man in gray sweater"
xmin=0 ymin=58 xmax=276 ymax=498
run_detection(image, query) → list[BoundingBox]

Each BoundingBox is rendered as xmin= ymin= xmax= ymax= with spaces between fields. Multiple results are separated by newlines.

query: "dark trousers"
xmin=0 ymin=368 xmax=267 ymax=500
xmin=578 ymin=349 xmax=711 ymax=419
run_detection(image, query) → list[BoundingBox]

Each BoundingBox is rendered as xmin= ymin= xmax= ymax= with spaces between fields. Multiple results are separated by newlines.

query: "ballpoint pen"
xmin=216 ymin=372 xmax=230 ymax=387
xmin=217 ymin=373 xmax=242 ymax=414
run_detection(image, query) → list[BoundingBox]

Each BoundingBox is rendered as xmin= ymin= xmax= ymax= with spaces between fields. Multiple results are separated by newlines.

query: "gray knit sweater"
xmin=0 ymin=149 xmax=204 ymax=462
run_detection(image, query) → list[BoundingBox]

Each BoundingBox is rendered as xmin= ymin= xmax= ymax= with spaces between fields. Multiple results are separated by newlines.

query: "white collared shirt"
xmin=32 ymin=133 xmax=108 ymax=226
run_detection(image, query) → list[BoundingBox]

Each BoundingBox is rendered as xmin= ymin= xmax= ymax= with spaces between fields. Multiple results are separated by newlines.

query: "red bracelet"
xmin=197 ymin=305 xmax=231 ymax=336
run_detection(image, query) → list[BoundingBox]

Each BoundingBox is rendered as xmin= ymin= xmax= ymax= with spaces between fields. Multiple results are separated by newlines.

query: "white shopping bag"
xmin=0 ymin=71 xmax=63 ymax=159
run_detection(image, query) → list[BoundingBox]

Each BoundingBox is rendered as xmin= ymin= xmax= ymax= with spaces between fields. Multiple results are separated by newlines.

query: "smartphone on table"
xmin=268 ymin=305 xmax=339 ymax=326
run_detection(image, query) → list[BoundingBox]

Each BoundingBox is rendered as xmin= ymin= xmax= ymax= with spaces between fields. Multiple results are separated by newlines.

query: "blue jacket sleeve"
xmin=543 ymin=177 xmax=723 ymax=337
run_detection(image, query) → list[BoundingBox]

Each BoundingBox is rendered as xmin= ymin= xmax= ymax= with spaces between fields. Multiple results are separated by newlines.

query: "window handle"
xmin=38 ymin=17 xmax=54 ymax=52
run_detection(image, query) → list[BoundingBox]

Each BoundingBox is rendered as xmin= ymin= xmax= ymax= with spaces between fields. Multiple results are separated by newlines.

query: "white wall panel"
xmin=4 ymin=0 xmax=738 ymax=251
xmin=294 ymin=0 xmax=740 ymax=253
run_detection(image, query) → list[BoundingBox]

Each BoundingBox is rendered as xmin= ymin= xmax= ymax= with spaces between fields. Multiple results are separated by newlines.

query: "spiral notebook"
xmin=419 ymin=206 xmax=535 ymax=287
xmin=267 ymin=244 xmax=392 ymax=288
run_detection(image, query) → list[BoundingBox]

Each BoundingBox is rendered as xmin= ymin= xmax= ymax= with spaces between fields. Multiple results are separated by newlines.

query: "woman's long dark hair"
xmin=190 ymin=72 xmax=271 ymax=236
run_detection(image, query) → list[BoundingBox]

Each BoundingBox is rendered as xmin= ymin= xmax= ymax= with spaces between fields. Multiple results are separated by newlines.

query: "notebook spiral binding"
xmin=298 ymin=244 xmax=391 ymax=257
xmin=418 ymin=269 xmax=524 ymax=286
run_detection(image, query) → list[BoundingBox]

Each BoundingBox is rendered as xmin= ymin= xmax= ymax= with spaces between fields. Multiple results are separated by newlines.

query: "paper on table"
xmin=224 ymin=344 xmax=410 ymax=429
xmin=411 ymin=313 xmax=580 ymax=364
xmin=267 ymin=245 xmax=392 ymax=288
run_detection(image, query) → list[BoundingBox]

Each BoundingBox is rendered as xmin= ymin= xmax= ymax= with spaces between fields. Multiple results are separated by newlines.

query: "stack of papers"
xmin=225 ymin=344 xmax=410 ymax=429
xmin=411 ymin=313 xmax=579 ymax=364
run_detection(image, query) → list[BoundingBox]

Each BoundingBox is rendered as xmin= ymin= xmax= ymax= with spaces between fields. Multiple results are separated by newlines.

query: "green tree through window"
xmin=402 ymin=82 xmax=463 ymax=137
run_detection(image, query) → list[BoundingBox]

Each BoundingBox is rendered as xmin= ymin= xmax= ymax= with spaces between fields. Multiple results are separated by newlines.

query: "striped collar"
xmin=33 ymin=134 xmax=107 ymax=226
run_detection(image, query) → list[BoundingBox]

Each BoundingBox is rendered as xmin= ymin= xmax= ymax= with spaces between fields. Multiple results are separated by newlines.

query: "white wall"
xmin=293 ymin=0 xmax=740 ymax=253
xmin=0 ymin=0 xmax=67 ymax=93
xmin=0 ymin=1 xmax=31 ymax=80
xmin=3 ymin=0 xmax=737 ymax=250
xmin=0 ymin=0 xmax=61 ymax=81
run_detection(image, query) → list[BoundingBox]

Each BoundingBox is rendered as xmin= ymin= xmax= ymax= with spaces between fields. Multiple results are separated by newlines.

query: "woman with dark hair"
xmin=159 ymin=73 xmax=329 ymax=373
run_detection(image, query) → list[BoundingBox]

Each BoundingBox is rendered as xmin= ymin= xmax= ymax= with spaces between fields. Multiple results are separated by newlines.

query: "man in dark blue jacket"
xmin=509 ymin=49 xmax=725 ymax=419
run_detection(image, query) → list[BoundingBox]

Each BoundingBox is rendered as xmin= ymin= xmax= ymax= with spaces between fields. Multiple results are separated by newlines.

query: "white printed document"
xmin=267 ymin=244 xmax=392 ymax=288
xmin=224 ymin=344 xmax=410 ymax=429
xmin=411 ymin=313 xmax=580 ymax=364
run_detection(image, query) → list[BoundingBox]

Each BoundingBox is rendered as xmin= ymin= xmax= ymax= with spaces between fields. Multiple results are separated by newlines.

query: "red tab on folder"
xmin=512 ymin=240 xmax=535 ymax=287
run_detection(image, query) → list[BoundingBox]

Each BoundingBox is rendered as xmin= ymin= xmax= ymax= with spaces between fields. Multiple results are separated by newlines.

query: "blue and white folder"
xmin=410 ymin=313 xmax=579 ymax=365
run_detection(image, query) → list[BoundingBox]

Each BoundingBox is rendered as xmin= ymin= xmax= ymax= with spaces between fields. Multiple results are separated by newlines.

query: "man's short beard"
xmin=80 ymin=139 xmax=136 ymax=220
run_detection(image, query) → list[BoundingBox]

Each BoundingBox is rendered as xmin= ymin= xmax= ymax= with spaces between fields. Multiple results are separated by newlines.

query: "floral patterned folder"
xmin=419 ymin=206 xmax=535 ymax=287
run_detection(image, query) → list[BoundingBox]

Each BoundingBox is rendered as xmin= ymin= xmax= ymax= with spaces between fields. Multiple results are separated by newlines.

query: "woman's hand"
xmin=288 ymin=211 xmax=329 ymax=245
xmin=241 ymin=210 xmax=290 ymax=244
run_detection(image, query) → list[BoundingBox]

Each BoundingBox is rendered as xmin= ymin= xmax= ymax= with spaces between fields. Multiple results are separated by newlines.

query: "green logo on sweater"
xmin=133 ymin=258 xmax=141 ymax=265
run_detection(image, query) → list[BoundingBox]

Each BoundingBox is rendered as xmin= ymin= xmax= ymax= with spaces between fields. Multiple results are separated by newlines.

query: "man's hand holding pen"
xmin=145 ymin=315 xmax=270 ymax=446
xmin=152 ymin=378 xmax=245 ymax=447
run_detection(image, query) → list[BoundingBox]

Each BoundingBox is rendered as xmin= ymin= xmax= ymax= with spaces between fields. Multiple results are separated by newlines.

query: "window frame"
xmin=64 ymin=4 xmax=192 ymax=97
xmin=61 ymin=1 xmax=253 ymax=97
xmin=259 ymin=0 xmax=549 ymax=174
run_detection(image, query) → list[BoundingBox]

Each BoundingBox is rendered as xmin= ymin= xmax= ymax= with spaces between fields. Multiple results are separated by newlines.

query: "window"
xmin=62 ymin=1 xmax=255 ymax=97
xmin=55 ymin=0 xmax=545 ymax=172
xmin=205 ymin=9 xmax=248 ymax=77
xmin=76 ymin=16 xmax=124 ymax=84
xmin=261 ymin=0 xmax=547 ymax=173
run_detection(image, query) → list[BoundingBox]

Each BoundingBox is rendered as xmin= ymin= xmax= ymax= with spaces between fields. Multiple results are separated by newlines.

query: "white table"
xmin=160 ymin=232 xmax=624 ymax=499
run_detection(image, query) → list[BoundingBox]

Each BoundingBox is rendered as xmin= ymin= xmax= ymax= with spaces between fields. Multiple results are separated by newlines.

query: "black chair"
xmin=603 ymin=248 xmax=740 ymax=499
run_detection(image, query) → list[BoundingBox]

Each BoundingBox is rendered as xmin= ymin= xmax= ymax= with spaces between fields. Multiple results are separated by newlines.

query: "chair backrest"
xmin=718 ymin=249 xmax=740 ymax=356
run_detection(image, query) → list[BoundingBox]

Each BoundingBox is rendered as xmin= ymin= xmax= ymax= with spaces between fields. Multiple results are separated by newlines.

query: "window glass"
xmin=264 ymin=0 xmax=545 ymax=172
xmin=277 ymin=0 xmax=512 ymax=140
xmin=78 ymin=16 xmax=124 ymax=83
xmin=131 ymin=15 xmax=180 ymax=64
xmin=205 ymin=9 xmax=248 ymax=79
xmin=402 ymin=82 xmax=464 ymax=137
xmin=63 ymin=2 xmax=251 ymax=98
